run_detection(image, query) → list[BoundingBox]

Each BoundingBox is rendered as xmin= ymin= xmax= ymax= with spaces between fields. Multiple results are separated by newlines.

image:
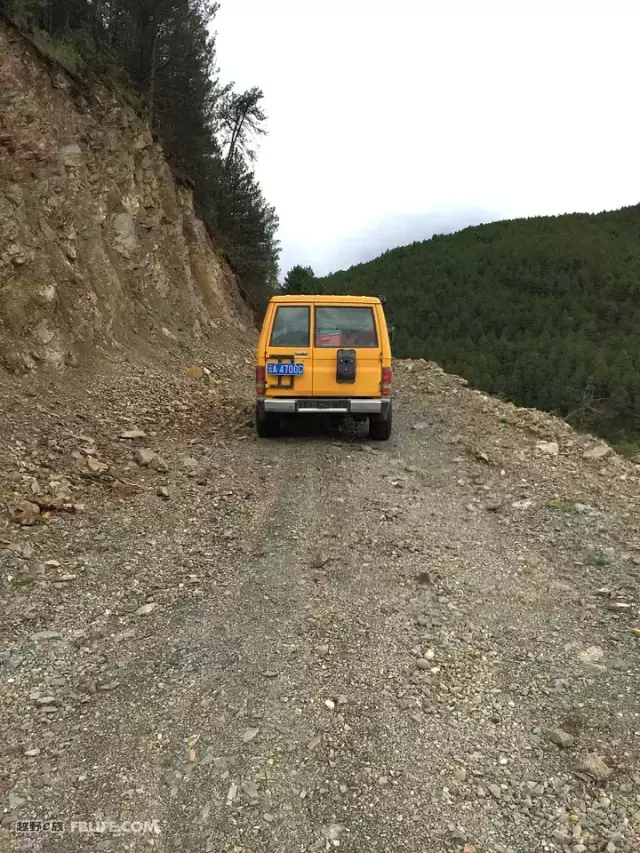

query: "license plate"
xmin=298 ymin=399 xmax=346 ymax=410
xmin=267 ymin=362 xmax=304 ymax=376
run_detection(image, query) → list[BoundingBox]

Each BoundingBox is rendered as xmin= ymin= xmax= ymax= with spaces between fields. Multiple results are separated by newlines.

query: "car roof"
xmin=270 ymin=294 xmax=381 ymax=304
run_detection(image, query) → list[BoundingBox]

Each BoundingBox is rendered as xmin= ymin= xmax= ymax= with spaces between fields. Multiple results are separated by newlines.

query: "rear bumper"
xmin=259 ymin=397 xmax=391 ymax=415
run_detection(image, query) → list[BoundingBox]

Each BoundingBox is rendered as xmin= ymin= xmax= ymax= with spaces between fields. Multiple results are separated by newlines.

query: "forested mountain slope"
xmin=311 ymin=206 xmax=640 ymax=445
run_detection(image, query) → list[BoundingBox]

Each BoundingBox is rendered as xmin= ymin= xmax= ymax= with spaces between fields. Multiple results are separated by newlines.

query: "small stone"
xmin=488 ymin=784 xmax=501 ymax=799
xmin=307 ymin=734 xmax=321 ymax=751
xmin=583 ymin=443 xmax=612 ymax=460
xmin=157 ymin=486 xmax=170 ymax=500
xmin=242 ymin=727 xmax=259 ymax=743
xmin=316 ymin=644 xmax=329 ymax=656
xmin=550 ymin=728 xmax=575 ymax=748
xmin=241 ymin=782 xmax=259 ymax=799
xmin=412 ymin=422 xmax=428 ymax=430
xmin=135 ymin=448 xmax=157 ymax=466
xmin=24 ymin=748 xmax=40 ymax=757
xmin=416 ymin=659 xmax=431 ymax=671
xmin=263 ymin=813 xmax=274 ymax=823
xmin=537 ymin=441 xmax=559 ymax=456
xmin=324 ymin=699 xmax=335 ymax=710
xmin=8 ymin=791 xmax=26 ymax=810
xmin=226 ymin=783 xmax=238 ymax=805
xmin=8 ymin=500 xmax=40 ymax=526
xmin=58 ymin=574 xmax=77 ymax=582
xmin=423 ymin=648 xmax=435 ymax=660
xmin=485 ymin=498 xmax=503 ymax=511
xmin=575 ymin=754 xmax=612 ymax=781
xmin=35 ymin=696 xmax=57 ymax=706
xmin=378 ymin=775 xmax=388 ymax=785
xmin=120 ymin=428 xmax=146 ymax=439
xmin=448 ymin=824 xmax=468 ymax=843
xmin=135 ymin=603 xmax=157 ymax=616
xmin=578 ymin=645 xmax=604 ymax=665
xmin=86 ymin=457 xmax=109 ymax=474
xmin=153 ymin=457 xmax=169 ymax=473
xmin=605 ymin=843 xmax=616 ymax=853
xmin=552 ymin=830 xmax=572 ymax=845
xmin=512 ymin=499 xmax=533 ymax=510
xmin=60 ymin=143 xmax=82 ymax=167
xmin=30 ymin=631 xmax=62 ymax=641
xmin=454 ymin=767 xmax=467 ymax=782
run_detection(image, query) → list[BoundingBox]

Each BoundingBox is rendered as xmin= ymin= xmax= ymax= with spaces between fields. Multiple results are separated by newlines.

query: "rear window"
xmin=269 ymin=306 xmax=310 ymax=347
xmin=314 ymin=306 xmax=378 ymax=348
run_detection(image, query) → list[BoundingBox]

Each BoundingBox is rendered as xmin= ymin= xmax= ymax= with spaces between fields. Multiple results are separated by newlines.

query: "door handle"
xmin=294 ymin=351 xmax=308 ymax=356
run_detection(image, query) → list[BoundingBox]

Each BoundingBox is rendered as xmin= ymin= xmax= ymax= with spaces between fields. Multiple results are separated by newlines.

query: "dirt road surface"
xmin=1 ymin=356 xmax=639 ymax=853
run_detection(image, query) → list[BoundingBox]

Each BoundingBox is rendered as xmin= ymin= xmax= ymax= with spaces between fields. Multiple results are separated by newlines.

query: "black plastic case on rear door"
xmin=336 ymin=349 xmax=356 ymax=383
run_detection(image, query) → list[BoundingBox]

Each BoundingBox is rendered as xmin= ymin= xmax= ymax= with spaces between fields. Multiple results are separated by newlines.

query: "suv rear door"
xmin=264 ymin=303 xmax=313 ymax=397
xmin=312 ymin=304 xmax=382 ymax=398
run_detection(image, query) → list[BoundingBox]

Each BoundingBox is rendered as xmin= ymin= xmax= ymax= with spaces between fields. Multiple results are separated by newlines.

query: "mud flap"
xmin=336 ymin=349 xmax=356 ymax=383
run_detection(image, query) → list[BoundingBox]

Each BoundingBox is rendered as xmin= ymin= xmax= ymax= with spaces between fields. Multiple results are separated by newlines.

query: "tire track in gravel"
xmin=150 ymin=415 xmax=476 ymax=853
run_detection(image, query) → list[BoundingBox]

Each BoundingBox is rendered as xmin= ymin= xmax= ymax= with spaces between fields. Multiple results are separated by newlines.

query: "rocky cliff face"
xmin=0 ymin=19 xmax=253 ymax=374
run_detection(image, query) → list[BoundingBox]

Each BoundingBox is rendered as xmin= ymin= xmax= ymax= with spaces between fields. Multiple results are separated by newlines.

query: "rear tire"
xmin=369 ymin=401 xmax=392 ymax=441
xmin=256 ymin=405 xmax=280 ymax=438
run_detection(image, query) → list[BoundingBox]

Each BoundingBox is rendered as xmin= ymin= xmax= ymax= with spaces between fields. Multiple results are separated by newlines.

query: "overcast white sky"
xmin=214 ymin=0 xmax=640 ymax=278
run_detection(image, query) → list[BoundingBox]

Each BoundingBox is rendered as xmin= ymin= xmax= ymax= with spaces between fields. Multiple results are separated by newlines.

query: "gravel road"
xmin=1 ymin=357 xmax=639 ymax=852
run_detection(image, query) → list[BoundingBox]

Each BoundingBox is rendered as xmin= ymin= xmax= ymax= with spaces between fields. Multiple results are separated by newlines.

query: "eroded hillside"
xmin=0 ymin=18 xmax=253 ymax=374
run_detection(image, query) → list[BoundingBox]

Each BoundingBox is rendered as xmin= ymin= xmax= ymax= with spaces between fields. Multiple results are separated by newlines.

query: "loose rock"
xmin=135 ymin=603 xmax=158 ymax=616
xmin=549 ymin=728 xmax=575 ymax=748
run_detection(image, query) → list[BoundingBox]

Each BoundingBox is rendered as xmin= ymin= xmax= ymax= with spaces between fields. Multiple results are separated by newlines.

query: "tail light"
xmin=381 ymin=366 xmax=392 ymax=396
xmin=256 ymin=365 xmax=265 ymax=395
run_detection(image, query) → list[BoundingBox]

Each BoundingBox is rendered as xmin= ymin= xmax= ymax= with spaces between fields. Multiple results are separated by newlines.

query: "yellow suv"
xmin=255 ymin=295 xmax=393 ymax=440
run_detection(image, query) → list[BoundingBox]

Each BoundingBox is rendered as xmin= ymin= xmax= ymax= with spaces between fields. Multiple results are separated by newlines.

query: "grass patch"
xmin=588 ymin=550 xmax=611 ymax=567
xmin=609 ymin=436 xmax=640 ymax=459
xmin=28 ymin=27 xmax=144 ymax=111
xmin=548 ymin=498 xmax=577 ymax=512
xmin=31 ymin=28 xmax=87 ymax=75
